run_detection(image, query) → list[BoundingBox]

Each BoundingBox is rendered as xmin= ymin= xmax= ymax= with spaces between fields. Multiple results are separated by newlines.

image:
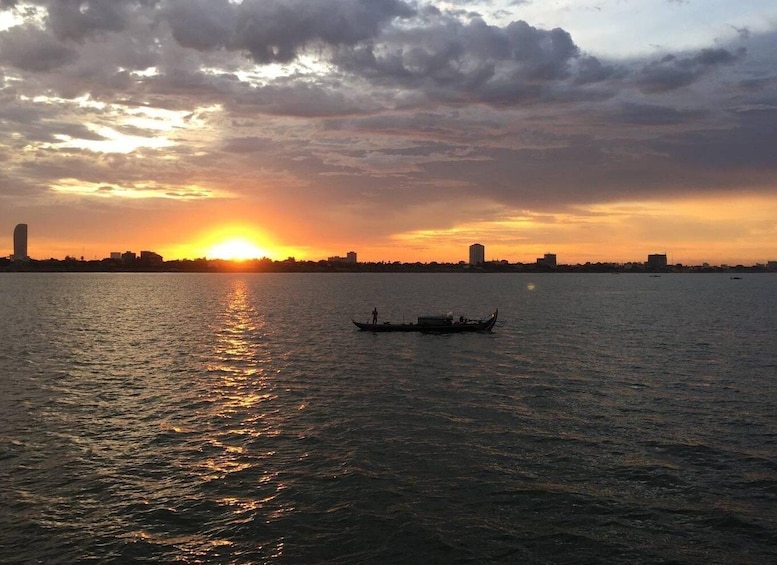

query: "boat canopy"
xmin=417 ymin=313 xmax=454 ymax=326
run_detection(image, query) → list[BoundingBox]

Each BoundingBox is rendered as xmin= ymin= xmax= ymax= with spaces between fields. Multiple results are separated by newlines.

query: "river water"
xmin=1 ymin=273 xmax=775 ymax=563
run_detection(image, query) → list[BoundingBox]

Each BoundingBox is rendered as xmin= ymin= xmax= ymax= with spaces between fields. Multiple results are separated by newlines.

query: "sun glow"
xmin=207 ymin=238 xmax=270 ymax=261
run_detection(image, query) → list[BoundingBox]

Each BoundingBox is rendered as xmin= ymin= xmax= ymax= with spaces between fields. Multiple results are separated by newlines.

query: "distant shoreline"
xmin=1 ymin=258 xmax=771 ymax=274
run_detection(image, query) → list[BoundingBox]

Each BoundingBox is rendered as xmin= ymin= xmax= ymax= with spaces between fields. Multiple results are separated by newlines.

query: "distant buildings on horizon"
xmin=327 ymin=251 xmax=357 ymax=264
xmin=111 ymin=250 xmax=164 ymax=266
xmin=3 ymin=224 xmax=776 ymax=270
xmin=11 ymin=224 xmax=28 ymax=261
xmin=5 ymin=222 xmax=167 ymax=265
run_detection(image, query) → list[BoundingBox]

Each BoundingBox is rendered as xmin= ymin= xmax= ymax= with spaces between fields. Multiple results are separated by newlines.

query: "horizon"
xmin=3 ymin=242 xmax=774 ymax=270
xmin=1 ymin=2 xmax=776 ymax=264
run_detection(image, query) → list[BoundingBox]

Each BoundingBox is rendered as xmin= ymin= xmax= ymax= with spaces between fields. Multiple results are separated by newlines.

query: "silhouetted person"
xmin=372 ymin=307 xmax=378 ymax=324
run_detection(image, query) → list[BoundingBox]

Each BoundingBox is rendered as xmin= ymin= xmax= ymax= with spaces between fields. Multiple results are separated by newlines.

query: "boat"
xmin=353 ymin=309 xmax=498 ymax=333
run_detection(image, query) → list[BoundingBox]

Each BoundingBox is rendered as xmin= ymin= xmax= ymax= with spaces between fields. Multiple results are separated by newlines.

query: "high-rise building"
xmin=469 ymin=243 xmax=485 ymax=266
xmin=12 ymin=223 xmax=28 ymax=261
xmin=537 ymin=253 xmax=557 ymax=267
xmin=647 ymin=253 xmax=668 ymax=269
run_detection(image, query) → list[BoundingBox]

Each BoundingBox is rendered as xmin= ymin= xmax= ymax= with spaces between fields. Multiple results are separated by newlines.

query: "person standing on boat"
xmin=372 ymin=307 xmax=378 ymax=324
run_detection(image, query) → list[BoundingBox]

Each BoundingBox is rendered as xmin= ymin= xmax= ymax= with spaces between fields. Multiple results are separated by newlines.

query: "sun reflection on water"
xmin=208 ymin=278 xmax=263 ymax=377
xmin=198 ymin=277 xmax=293 ymax=545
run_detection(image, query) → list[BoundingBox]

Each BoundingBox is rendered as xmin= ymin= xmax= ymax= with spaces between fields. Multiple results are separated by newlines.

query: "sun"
xmin=207 ymin=238 xmax=269 ymax=261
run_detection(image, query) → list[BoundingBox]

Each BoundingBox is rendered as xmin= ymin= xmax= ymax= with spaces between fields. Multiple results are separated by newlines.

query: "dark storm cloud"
xmin=332 ymin=16 xmax=605 ymax=106
xmin=0 ymin=0 xmax=157 ymax=41
xmin=163 ymin=0 xmax=237 ymax=51
xmin=0 ymin=0 xmax=774 ymax=227
xmin=574 ymin=55 xmax=621 ymax=84
xmin=637 ymin=47 xmax=746 ymax=93
xmin=165 ymin=0 xmax=416 ymax=63
xmin=234 ymin=0 xmax=416 ymax=63
xmin=662 ymin=107 xmax=777 ymax=171
xmin=46 ymin=0 xmax=140 ymax=41
xmin=615 ymin=103 xmax=707 ymax=126
xmin=0 ymin=1 xmax=743 ymax=111
xmin=0 ymin=24 xmax=78 ymax=70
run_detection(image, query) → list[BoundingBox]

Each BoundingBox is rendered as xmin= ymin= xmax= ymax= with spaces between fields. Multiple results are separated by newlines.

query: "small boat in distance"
xmin=353 ymin=309 xmax=498 ymax=333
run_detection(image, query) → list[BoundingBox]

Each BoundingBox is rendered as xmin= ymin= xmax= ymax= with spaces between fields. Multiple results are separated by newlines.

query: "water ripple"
xmin=1 ymin=273 xmax=776 ymax=563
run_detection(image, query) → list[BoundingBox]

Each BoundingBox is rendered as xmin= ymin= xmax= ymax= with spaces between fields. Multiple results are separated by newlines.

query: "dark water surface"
xmin=1 ymin=273 xmax=776 ymax=563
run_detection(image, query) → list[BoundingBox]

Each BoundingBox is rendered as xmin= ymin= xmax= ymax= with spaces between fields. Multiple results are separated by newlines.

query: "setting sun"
xmin=207 ymin=238 xmax=269 ymax=261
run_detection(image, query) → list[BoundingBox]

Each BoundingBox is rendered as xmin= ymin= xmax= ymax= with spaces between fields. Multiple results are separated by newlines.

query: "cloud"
xmin=0 ymin=1 xmax=775 ymax=261
xmin=163 ymin=0 xmax=238 ymax=51
xmin=637 ymin=47 xmax=747 ymax=93
xmin=332 ymin=16 xmax=599 ymax=106
xmin=614 ymin=103 xmax=707 ymax=126
xmin=0 ymin=24 xmax=78 ymax=71
xmin=45 ymin=0 xmax=138 ymax=41
xmin=221 ymin=136 xmax=276 ymax=154
xmin=164 ymin=0 xmax=417 ymax=63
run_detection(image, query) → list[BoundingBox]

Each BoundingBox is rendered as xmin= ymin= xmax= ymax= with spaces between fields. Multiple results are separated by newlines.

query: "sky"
xmin=1 ymin=0 xmax=776 ymax=265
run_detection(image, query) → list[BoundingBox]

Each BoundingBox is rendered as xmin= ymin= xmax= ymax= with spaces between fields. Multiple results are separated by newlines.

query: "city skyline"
xmin=1 ymin=2 xmax=776 ymax=264
xmin=3 ymin=223 xmax=774 ymax=269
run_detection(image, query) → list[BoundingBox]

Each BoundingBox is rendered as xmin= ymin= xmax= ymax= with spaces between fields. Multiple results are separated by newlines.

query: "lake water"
xmin=1 ymin=273 xmax=776 ymax=563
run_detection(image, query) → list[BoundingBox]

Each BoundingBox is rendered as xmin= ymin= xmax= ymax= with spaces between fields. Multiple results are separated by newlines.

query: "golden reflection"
xmin=202 ymin=459 xmax=254 ymax=481
xmin=211 ymin=278 xmax=261 ymax=371
xmin=218 ymin=497 xmax=262 ymax=512
xmin=201 ymin=278 xmax=272 ymax=460
xmin=196 ymin=277 xmax=293 ymax=537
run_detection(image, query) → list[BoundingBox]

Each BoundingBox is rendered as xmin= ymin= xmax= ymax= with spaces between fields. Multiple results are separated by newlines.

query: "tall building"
xmin=647 ymin=253 xmax=668 ymax=269
xmin=469 ymin=243 xmax=485 ymax=266
xmin=537 ymin=253 xmax=557 ymax=267
xmin=12 ymin=223 xmax=28 ymax=261
xmin=139 ymin=250 xmax=164 ymax=266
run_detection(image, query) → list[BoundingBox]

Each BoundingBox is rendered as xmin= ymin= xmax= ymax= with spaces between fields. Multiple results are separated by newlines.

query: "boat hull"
xmin=353 ymin=310 xmax=498 ymax=333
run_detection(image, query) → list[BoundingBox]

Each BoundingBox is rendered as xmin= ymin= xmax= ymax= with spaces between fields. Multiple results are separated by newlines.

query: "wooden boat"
xmin=353 ymin=309 xmax=498 ymax=333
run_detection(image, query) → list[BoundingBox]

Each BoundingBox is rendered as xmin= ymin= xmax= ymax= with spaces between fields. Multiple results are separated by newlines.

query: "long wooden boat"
xmin=353 ymin=309 xmax=498 ymax=333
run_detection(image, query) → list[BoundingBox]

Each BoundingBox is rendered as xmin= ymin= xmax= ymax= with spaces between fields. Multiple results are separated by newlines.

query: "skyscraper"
xmin=12 ymin=223 xmax=28 ymax=261
xmin=469 ymin=243 xmax=485 ymax=266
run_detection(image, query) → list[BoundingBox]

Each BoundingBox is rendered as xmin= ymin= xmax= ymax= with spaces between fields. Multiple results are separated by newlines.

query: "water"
xmin=1 ymin=273 xmax=776 ymax=563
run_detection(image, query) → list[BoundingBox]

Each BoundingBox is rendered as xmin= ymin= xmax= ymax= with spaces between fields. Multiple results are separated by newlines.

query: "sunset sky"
xmin=1 ymin=0 xmax=775 ymax=264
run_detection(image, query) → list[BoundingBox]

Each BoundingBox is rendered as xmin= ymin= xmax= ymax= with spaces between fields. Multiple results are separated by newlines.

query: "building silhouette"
xmin=139 ymin=250 xmax=164 ymax=266
xmin=12 ymin=224 xmax=28 ymax=261
xmin=647 ymin=253 xmax=668 ymax=269
xmin=327 ymin=251 xmax=357 ymax=263
xmin=537 ymin=253 xmax=557 ymax=267
xmin=469 ymin=243 xmax=485 ymax=266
